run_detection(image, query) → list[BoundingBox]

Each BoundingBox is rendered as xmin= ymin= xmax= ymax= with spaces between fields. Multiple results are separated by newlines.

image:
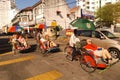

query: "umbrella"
xmin=51 ymin=21 xmax=57 ymax=27
xmin=39 ymin=24 xmax=45 ymax=29
xmin=70 ymin=18 xmax=95 ymax=30
xmin=8 ymin=26 xmax=24 ymax=32
xmin=34 ymin=24 xmax=39 ymax=28
xmin=34 ymin=24 xmax=45 ymax=29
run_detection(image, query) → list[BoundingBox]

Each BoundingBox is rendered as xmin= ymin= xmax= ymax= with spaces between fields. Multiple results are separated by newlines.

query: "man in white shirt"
xmin=69 ymin=33 xmax=80 ymax=47
xmin=69 ymin=29 xmax=80 ymax=61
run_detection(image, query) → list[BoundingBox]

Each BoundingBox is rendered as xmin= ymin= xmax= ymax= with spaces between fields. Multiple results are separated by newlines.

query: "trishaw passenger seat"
xmin=87 ymin=50 xmax=102 ymax=58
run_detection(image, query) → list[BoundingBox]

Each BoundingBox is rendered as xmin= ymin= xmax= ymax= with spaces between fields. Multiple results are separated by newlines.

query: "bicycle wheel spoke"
xmin=80 ymin=54 xmax=97 ymax=73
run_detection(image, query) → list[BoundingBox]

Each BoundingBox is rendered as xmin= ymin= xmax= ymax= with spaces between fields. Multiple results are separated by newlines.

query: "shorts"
xmin=94 ymin=50 xmax=102 ymax=57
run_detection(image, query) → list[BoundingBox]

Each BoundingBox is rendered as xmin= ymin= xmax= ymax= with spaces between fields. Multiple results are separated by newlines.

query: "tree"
xmin=95 ymin=2 xmax=120 ymax=27
xmin=113 ymin=2 xmax=120 ymax=22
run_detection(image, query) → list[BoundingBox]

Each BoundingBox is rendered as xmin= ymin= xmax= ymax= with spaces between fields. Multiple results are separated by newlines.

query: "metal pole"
xmin=99 ymin=0 xmax=101 ymax=8
xmin=99 ymin=0 xmax=102 ymax=28
xmin=35 ymin=8 xmax=37 ymax=25
xmin=27 ymin=15 xmax=30 ymax=33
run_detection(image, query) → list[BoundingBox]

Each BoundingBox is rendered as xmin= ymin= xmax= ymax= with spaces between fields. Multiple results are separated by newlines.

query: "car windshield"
xmin=101 ymin=31 xmax=117 ymax=39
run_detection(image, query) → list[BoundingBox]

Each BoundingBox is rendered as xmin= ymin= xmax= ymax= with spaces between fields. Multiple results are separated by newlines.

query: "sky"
xmin=15 ymin=0 xmax=76 ymax=10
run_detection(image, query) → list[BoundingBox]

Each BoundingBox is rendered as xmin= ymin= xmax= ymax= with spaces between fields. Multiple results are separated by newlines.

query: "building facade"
xmin=12 ymin=0 xmax=73 ymax=29
xmin=76 ymin=0 xmax=120 ymax=18
xmin=32 ymin=0 xmax=72 ymax=29
xmin=0 ymin=0 xmax=17 ymax=29
xmin=77 ymin=0 xmax=119 ymax=12
xmin=18 ymin=7 xmax=33 ymax=27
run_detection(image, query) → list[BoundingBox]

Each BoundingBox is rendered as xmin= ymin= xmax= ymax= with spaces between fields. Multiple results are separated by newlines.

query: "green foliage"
xmin=95 ymin=2 xmax=120 ymax=27
xmin=113 ymin=2 xmax=120 ymax=19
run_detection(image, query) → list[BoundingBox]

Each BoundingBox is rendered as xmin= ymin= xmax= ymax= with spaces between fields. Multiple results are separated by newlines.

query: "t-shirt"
xmin=84 ymin=44 xmax=98 ymax=51
xmin=40 ymin=38 xmax=47 ymax=42
xmin=18 ymin=37 xmax=27 ymax=47
xmin=69 ymin=34 xmax=80 ymax=47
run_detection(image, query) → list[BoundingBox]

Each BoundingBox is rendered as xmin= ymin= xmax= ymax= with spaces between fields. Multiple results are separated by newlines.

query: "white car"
xmin=77 ymin=29 xmax=120 ymax=59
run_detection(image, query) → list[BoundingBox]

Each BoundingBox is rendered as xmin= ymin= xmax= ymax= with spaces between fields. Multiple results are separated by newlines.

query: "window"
xmin=78 ymin=30 xmax=92 ymax=37
xmin=86 ymin=2 xmax=89 ymax=4
xmin=92 ymin=31 xmax=102 ymax=38
xmin=92 ymin=7 xmax=94 ymax=9
xmin=87 ymin=6 xmax=90 ymax=9
xmin=101 ymin=31 xmax=116 ymax=39
xmin=92 ymin=31 xmax=104 ymax=38
xmin=83 ymin=0 xmax=85 ymax=2
xmin=92 ymin=2 xmax=94 ymax=4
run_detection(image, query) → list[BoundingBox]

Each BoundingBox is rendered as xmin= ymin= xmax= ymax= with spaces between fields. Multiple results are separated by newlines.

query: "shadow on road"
xmin=0 ymin=38 xmax=12 ymax=54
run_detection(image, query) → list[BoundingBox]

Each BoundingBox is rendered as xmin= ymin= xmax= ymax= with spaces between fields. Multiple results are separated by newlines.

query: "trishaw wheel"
xmin=80 ymin=53 xmax=97 ymax=73
xmin=66 ymin=54 xmax=72 ymax=61
xmin=64 ymin=46 xmax=72 ymax=61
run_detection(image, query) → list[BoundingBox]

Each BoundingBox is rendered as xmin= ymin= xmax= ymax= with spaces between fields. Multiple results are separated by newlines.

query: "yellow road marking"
xmin=0 ymin=52 xmax=13 ymax=56
xmin=25 ymin=70 xmax=63 ymax=80
xmin=0 ymin=55 xmax=35 ymax=66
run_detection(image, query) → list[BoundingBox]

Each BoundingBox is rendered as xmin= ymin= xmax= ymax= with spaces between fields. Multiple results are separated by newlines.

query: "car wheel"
xmin=109 ymin=48 xmax=120 ymax=59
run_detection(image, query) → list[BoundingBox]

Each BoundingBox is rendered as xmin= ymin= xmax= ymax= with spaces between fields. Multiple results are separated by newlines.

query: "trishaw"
xmin=38 ymin=39 xmax=60 ymax=55
xmin=64 ymin=40 xmax=119 ymax=73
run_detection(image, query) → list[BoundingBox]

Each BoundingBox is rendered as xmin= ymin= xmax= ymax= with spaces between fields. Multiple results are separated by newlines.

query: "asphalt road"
xmin=0 ymin=36 xmax=120 ymax=80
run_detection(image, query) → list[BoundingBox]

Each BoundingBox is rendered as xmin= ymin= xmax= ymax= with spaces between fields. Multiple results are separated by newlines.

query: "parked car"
xmin=77 ymin=29 xmax=120 ymax=59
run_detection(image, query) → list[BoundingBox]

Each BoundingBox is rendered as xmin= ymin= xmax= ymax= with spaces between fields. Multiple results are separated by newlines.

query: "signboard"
xmin=81 ymin=9 xmax=94 ymax=19
xmin=66 ymin=29 xmax=74 ymax=36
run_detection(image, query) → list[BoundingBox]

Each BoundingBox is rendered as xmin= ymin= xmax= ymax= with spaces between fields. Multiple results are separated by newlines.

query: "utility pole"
xmin=99 ymin=0 xmax=101 ymax=8
xmin=34 ymin=8 xmax=37 ymax=25
xmin=42 ymin=0 xmax=45 ymax=24
xmin=99 ymin=0 xmax=102 ymax=28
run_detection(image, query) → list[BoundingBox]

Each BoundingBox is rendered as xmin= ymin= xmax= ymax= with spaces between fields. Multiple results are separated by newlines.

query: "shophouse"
xmin=12 ymin=0 xmax=77 ymax=29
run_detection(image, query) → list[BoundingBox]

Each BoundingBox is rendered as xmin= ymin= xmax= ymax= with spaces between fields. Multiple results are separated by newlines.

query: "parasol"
xmin=8 ymin=26 xmax=24 ymax=32
xmin=34 ymin=24 xmax=45 ymax=29
xmin=70 ymin=18 xmax=95 ymax=30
